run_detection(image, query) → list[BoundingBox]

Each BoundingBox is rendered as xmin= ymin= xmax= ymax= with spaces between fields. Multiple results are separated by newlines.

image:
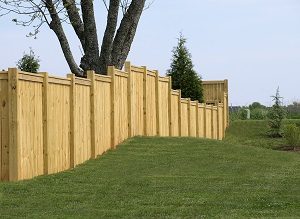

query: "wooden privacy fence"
xmin=0 ymin=62 xmax=228 ymax=182
xmin=202 ymin=80 xmax=229 ymax=128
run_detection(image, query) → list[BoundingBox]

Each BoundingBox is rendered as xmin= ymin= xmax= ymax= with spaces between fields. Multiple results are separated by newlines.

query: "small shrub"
xmin=17 ymin=48 xmax=40 ymax=73
xmin=250 ymin=108 xmax=267 ymax=120
xmin=283 ymin=124 xmax=300 ymax=149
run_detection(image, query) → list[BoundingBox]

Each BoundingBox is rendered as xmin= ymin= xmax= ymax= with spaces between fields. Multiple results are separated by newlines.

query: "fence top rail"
xmin=198 ymin=103 xmax=206 ymax=108
xmin=191 ymin=101 xmax=198 ymax=106
xmin=131 ymin=65 xmax=144 ymax=73
xmin=75 ymin=77 xmax=91 ymax=86
xmin=147 ymin=70 xmax=156 ymax=77
xmin=171 ymin=89 xmax=180 ymax=95
xmin=19 ymin=70 xmax=44 ymax=78
xmin=158 ymin=76 xmax=169 ymax=82
xmin=0 ymin=73 xmax=8 ymax=80
xmin=115 ymin=69 xmax=128 ymax=78
xmin=181 ymin=98 xmax=189 ymax=104
xmin=95 ymin=74 xmax=111 ymax=83
xmin=48 ymin=76 xmax=71 ymax=86
xmin=19 ymin=72 xmax=44 ymax=83
xmin=47 ymin=75 xmax=71 ymax=81
xmin=202 ymin=80 xmax=227 ymax=85
xmin=0 ymin=71 xmax=7 ymax=74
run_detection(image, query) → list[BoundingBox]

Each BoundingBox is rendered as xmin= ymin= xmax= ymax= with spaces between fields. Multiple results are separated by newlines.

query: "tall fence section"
xmin=0 ymin=62 xmax=228 ymax=182
xmin=202 ymin=80 xmax=229 ymax=128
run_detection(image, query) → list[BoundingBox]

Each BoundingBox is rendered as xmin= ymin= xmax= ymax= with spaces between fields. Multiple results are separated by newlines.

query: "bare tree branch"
xmin=45 ymin=0 xmax=82 ymax=76
xmin=62 ymin=0 xmax=85 ymax=51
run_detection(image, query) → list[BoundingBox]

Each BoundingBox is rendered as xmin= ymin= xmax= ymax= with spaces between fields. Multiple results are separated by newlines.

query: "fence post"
xmin=178 ymin=90 xmax=182 ymax=137
xmin=168 ymin=76 xmax=172 ymax=137
xmin=196 ymin=101 xmax=199 ymax=137
xmin=41 ymin=72 xmax=49 ymax=174
xmin=155 ymin=70 xmax=160 ymax=136
xmin=125 ymin=62 xmax=132 ymax=138
xmin=108 ymin=66 xmax=116 ymax=148
xmin=87 ymin=71 xmax=96 ymax=159
xmin=142 ymin=66 xmax=148 ymax=136
xmin=67 ymin=73 xmax=76 ymax=168
xmin=188 ymin=98 xmax=191 ymax=136
xmin=8 ymin=68 xmax=20 ymax=181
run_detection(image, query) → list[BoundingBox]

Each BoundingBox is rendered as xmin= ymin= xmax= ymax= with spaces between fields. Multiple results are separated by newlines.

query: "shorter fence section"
xmin=0 ymin=62 xmax=228 ymax=182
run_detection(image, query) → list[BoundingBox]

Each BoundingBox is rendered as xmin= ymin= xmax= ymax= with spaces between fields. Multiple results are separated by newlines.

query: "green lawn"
xmin=0 ymin=121 xmax=299 ymax=218
xmin=224 ymin=119 xmax=300 ymax=149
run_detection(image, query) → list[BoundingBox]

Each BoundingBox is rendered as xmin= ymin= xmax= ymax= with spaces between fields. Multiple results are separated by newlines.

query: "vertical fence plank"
xmin=108 ymin=66 xmax=116 ymax=148
xmin=155 ymin=70 xmax=160 ymax=136
xmin=8 ymin=68 xmax=19 ymax=181
xmin=196 ymin=101 xmax=199 ymax=137
xmin=67 ymin=73 xmax=75 ymax=168
xmin=217 ymin=104 xmax=220 ymax=140
xmin=211 ymin=105 xmax=214 ymax=139
xmin=168 ymin=77 xmax=172 ymax=136
xmin=188 ymin=98 xmax=191 ymax=136
xmin=125 ymin=62 xmax=132 ymax=138
xmin=41 ymin=72 xmax=49 ymax=174
xmin=204 ymin=104 xmax=207 ymax=138
xmin=143 ymin=66 xmax=147 ymax=136
xmin=178 ymin=90 xmax=182 ymax=136
xmin=87 ymin=71 xmax=96 ymax=159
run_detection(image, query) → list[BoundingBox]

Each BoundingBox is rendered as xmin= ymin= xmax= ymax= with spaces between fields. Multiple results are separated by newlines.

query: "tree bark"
xmin=62 ymin=0 xmax=86 ymax=51
xmin=111 ymin=0 xmax=146 ymax=70
xmin=80 ymin=0 xmax=101 ymax=73
xmin=99 ymin=0 xmax=120 ymax=74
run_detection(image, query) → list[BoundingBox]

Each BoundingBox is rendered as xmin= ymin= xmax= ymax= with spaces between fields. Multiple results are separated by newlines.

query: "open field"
xmin=225 ymin=119 xmax=300 ymax=150
xmin=0 ymin=121 xmax=299 ymax=218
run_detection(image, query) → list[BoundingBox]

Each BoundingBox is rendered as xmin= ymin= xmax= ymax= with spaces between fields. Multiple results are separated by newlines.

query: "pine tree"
xmin=17 ymin=48 xmax=40 ymax=73
xmin=167 ymin=34 xmax=204 ymax=102
xmin=267 ymin=87 xmax=286 ymax=137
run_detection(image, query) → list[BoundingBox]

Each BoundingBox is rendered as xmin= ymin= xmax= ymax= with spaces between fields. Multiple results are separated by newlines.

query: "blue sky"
xmin=0 ymin=0 xmax=299 ymax=106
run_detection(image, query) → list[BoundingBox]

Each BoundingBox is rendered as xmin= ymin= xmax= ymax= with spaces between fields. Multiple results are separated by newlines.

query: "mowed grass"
xmin=0 ymin=122 xmax=299 ymax=218
xmin=224 ymin=119 xmax=300 ymax=149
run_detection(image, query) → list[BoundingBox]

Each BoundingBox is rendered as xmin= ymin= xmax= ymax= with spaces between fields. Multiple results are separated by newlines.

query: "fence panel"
xmin=114 ymin=70 xmax=129 ymax=145
xmin=158 ymin=77 xmax=170 ymax=136
xmin=145 ymin=70 xmax=157 ymax=136
xmin=171 ymin=90 xmax=180 ymax=136
xmin=18 ymin=72 xmax=44 ymax=180
xmin=45 ymin=76 xmax=71 ymax=174
xmin=180 ymin=99 xmax=189 ymax=136
xmin=94 ymin=75 xmax=112 ymax=156
xmin=130 ymin=66 xmax=144 ymax=136
xmin=218 ymin=104 xmax=224 ymax=140
xmin=213 ymin=106 xmax=218 ymax=139
xmin=189 ymin=101 xmax=197 ymax=137
xmin=74 ymin=78 xmax=91 ymax=166
xmin=197 ymin=104 xmax=205 ymax=138
xmin=0 ymin=73 xmax=8 ymax=181
xmin=205 ymin=106 xmax=212 ymax=138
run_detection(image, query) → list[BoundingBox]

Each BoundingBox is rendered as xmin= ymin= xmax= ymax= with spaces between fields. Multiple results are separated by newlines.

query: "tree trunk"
xmin=80 ymin=0 xmax=101 ymax=73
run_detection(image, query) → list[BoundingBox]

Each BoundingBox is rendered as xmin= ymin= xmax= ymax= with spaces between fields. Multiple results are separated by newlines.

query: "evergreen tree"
xmin=17 ymin=49 xmax=40 ymax=73
xmin=267 ymin=87 xmax=286 ymax=137
xmin=167 ymin=34 xmax=204 ymax=102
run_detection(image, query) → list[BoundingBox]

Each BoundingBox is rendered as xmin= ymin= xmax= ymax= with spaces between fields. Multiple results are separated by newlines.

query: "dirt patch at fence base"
xmin=274 ymin=146 xmax=300 ymax=153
